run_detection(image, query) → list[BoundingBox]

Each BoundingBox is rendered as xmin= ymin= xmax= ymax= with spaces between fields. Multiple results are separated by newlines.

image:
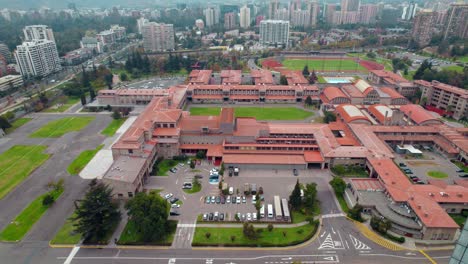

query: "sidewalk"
xmin=107 ymin=202 xmax=128 ymax=248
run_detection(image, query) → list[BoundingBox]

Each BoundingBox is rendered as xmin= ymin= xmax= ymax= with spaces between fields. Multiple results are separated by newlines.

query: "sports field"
xmin=190 ymin=107 xmax=313 ymax=121
xmin=0 ymin=145 xmax=50 ymax=199
xmin=30 ymin=117 xmax=95 ymax=138
xmin=282 ymin=59 xmax=367 ymax=72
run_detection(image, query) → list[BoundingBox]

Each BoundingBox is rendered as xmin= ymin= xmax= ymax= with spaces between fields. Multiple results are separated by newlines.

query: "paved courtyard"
xmin=394 ymin=151 xmax=464 ymax=184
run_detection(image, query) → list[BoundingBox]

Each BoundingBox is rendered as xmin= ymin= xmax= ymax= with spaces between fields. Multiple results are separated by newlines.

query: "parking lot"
xmin=394 ymin=151 xmax=465 ymax=184
xmin=147 ymin=162 xmax=334 ymax=223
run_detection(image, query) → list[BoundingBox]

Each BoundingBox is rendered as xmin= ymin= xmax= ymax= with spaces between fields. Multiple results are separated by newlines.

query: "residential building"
xmin=256 ymin=15 xmax=265 ymax=26
xmin=0 ymin=55 xmax=6 ymax=77
xmin=260 ymin=20 xmax=290 ymax=48
xmin=291 ymin=9 xmax=311 ymax=28
xmin=443 ymin=3 xmax=468 ymax=40
xmin=62 ymin=48 xmax=92 ymax=66
xmin=415 ymin=80 xmax=468 ymax=121
xmin=204 ymin=7 xmax=216 ymax=27
xmin=80 ymin=37 xmax=102 ymax=53
xmin=411 ymin=10 xmax=436 ymax=47
xmin=110 ymin=25 xmax=126 ymax=40
xmin=240 ymin=5 xmax=251 ymax=29
xmin=23 ymin=25 xmax=55 ymax=42
xmin=0 ymin=42 xmax=12 ymax=63
xmin=14 ymin=40 xmax=61 ymax=78
xmin=275 ymin=8 xmax=290 ymax=20
xmin=341 ymin=0 xmax=360 ymax=12
xmin=142 ymin=22 xmax=175 ymax=52
xmin=137 ymin=17 xmax=149 ymax=34
xmin=0 ymin=75 xmax=23 ymax=92
xmin=269 ymin=0 xmax=280 ymax=19
xmin=368 ymin=70 xmax=418 ymax=97
xmin=307 ymin=1 xmax=320 ymax=27
xmin=96 ymin=30 xmax=115 ymax=46
xmin=289 ymin=0 xmax=301 ymax=19
xmin=325 ymin=4 xmax=338 ymax=24
xmin=224 ymin=12 xmax=236 ymax=30
xmin=402 ymin=1 xmax=418 ymax=20
xmin=359 ymin=4 xmax=379 ymax=24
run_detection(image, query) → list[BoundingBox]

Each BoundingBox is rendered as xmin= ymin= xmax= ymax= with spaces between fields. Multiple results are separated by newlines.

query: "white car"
xmin=226 ymin=196 xmax=231 ymax=204
xmin=253 ymin=212 xmax=257 ymax=220
xmin=171 ymin=204 xmax=180 ymax=208
xmin=247 ymin=213 xmax=252 ymax=221
xmin=179 ymin=163 xmax=184 ymax=167
xmin=252 ymin=196 xmax=257 ymax=204
xmin=236 ymin=196 xmax=241 ymax=204
xmin=164 ymin=193 xmax=173 ymax=199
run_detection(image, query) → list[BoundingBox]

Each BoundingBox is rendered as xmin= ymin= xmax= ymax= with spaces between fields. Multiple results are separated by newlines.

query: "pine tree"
xmin=302 ymin=65 xmax=310 ymax=76
xmin=80 ymin=92 xmax=87 ymax=106
xmin=289 ymin=179 xmax=302 ymax=210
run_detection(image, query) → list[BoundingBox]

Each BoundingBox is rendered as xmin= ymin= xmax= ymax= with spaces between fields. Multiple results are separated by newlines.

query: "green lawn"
xmin=183 ymin=184 xmax=201 ymax=194
xmin=403 ymin=70 xmax=416 ymax=81
xmin=50 ymin=212 xmax=81 ymax=245
xmin=0 ymin=145 xmax=50 ymax=199
xmin=0 ymin=188 xmax=63 ymax=242
xmin=442 ymin=65 xmax=464 ymax=72
xmin=317 ymin=76 xmax=327 ymax=83
xmin=190 ymin=107 xmax=313 ymax=121
xmin=453 ymin=161 xmax=468 ymax=173
xmin=427 ymin=171 xmax=449 ymax=179
xmin=5 ymin=118 xmax=32 ymax=134
xmin=43 ymin=97 xmax=79 ymax=113
xmin=192 ymin=223 xmax=318 ymax=247
xmin=30 ymin=117 xmax=95 ymax=138
xmin=283 ymin=59 xmax=367 ymax=72
xmin=118 ymin=220 xmax=177 ymax=245
xmin=67 ymin=145 xmax=104 ymax=175
xmin=156 ymin=159 xmax=178 ymax=176
xmin=101 ymin=118 xmax=127 ymax=137
xmin=458 ymin=56 xmax=468 ymax=63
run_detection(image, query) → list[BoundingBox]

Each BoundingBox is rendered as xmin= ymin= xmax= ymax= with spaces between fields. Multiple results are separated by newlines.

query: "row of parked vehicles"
xmin=399 ymin=163 xmax=426 ymax=184
xmin=164 ymin=193 xmax=181 ymax=215
xmin=203 ymin=212 xmax=226 ymax=221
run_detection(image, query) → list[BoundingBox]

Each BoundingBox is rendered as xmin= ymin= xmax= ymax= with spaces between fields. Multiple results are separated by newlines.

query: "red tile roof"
xmin=220 ymin=70 xmax=242 ymax=84
xmin=223 ymin=154 xmax=306 ymax=164
xmin=399 ymin=104 xmax=443 ymax=125
xmin=370 ymin=70 xmax=408 ymax=83
xmin=322 ymin=86 xmax=349 ymax=102
xmin=251 ymin=69 xmax=274 ymax=84
xmin=336 ymin=104 xmax=371 ymax=124
xmin=380 ymin=87 xmax=405 ymax=99
xmin=304 ymin=151 xmax=324 ymax=162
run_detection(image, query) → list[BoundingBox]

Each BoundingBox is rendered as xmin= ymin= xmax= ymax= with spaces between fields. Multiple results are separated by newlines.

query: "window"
xmin=128 ymin=192 xmax=133 ymax=198
xmin=117 ymin=193 xmax=123 ymax=198
xmin=128 ymin=149 xmax=133 ymax=154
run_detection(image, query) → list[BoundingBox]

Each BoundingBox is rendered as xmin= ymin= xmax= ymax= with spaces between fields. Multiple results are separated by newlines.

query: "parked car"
xmin=242 ymin=196 xmax=246 ymax=203
xmin=399 ymin=163 xmax=407 ymax=167
xmin=258 ymin=186 xmax=264 ymax=195
xmin=214 ymin=212 xmax=219 ymax=221
xmin=216 ymin=196 xmax=221 ymax=204
xmin=293 ymin=169 xmax=299 ymax=176
xmin=226 ymin=196 xmax=231 ymax=204
xmin=459 ymin=174 xmax=468 ymax=178
xmin=220 ymin=196 xmax=225 ymax=204
xmin=236 ymin=212 xmax=241 ymax=221
xmin=178 ymin=163 xmax=185 ymax=167
xmin=170 ymin=167 xmax=178 ymax=173
xmin=241 ymin=214 xmax=246 ymax=221
xmin=203 ymin=214 xmax=208 ymax=221
xmin=247 ymin=213 xmax=252 ymax=221
xmin=232 ymin=197 xmax=237 ymax=204
xmin=229 ymin=187 xmax=234 ymax=194
xmin=205 ymin=196 xmax=211 ymax=204
xmin=236 ymin=196 xmax=241 ymax=204
xmin=194 ymin=174 xmax=203 ymax=179
xmin=171 ymin=204 xmax=180 ymax=208
xmin=211 ymin=196 xmax=216 ymax=203
xmin=253 ymin=212 xmax=257 ymax=220
xmin=406 ymin=171 xmax=413 ymax=174
xmin=252 ymin=195 xmax=257 ymax=204
xmin=209 ymin=213 xmax=214 ymax=221
xmin=182 ymin=182 xmax=192 ymax=189
xmin=228 ymin=169 xmax=233 ymax=177
xmin=169 ymin=197 xmax=179 ymax=204
xmin=164 ymin=193 xmax=174 ymax=199
xmin=456 ymin=169 xmax=465 ymax=173
xmin=169 ymin=210 xmax=180 ymax=216
xmin=220 ymin=213 xmax=224 ymax=221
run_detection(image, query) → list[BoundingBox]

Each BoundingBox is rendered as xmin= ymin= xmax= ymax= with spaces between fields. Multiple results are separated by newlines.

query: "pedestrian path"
xmin=353 ymin=220 xmax=404 ymax=251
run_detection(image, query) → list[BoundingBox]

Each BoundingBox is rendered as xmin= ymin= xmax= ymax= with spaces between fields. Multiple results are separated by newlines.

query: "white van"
xmin=260 ymin=205 xmax=265 ymax=218
xmin=229 ymin=187 xmax=234 ymax=194
xmin=267 ymin=204 xmax=274 ymax=218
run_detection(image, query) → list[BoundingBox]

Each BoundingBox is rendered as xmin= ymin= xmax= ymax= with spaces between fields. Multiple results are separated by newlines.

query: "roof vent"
xmin=410 ymin=196 xmax=414 ymax=200
xmin=417 ymin=205 xmax=422 ymax=209
xmin=429 ymin=193 xmax=434 ymax=197
xmin=424 ymin=213 xmax=429 ymax=217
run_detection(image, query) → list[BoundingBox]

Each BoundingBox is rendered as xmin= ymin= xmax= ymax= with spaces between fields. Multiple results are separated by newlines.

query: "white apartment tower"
xmin=23 ymin=25 xmax=55 ymax=42
xmin=205 ymin=8 xmax=215 ymax=27
xmin=137 ymin=17 xmax=149 ymax=34
xmin=260 ymin=20 xmax=290 ymax=47
xmin=14 ymin=40 xmax=61 ymax=78
xmin=142 ymin=22 xmax=175 ymax=52
xmin=240 ymin=5 xmax=251 ymax=29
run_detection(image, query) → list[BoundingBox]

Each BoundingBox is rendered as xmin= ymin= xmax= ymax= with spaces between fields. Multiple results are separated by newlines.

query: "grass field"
xmin=67 ymin=145 xmax=104 ymax=175
xmin=283 ymin=59 xmax=367 ymax=72
xmin=459 ymin=56 xmax=468 ymax=63
xmin=0 ymin=188 xmax=63 ymax=241
xmin=156 ymin=159 xmax=178 ymax=176
xmin=30 ymin=117 xmax=95 ymax=138
xmin=118 ymin=220 xmax=177 ymax=245
xmin=190 ymin=107 xmax=313 ymax=121
xmin=101 ymin=118 xmax=127 ymax=137
xmin=192 ymin=223 xmax=317 ymax=247
xmin=43 ymin=97 xmax=79 ymax=113
xmin=0 ymin=145 xmax=50 ymax=199
xmin=183 ymin=183 xmax=201 ymax=194
xmin=5 ymin=118 xmax=32 ymax=134
xmin=50 ymin=212 xmax=81 ymax=245
xmin=442 ymin=65 xmax=464 ymax=72
xmin=427 ymin=171 xmax=449 ymax=179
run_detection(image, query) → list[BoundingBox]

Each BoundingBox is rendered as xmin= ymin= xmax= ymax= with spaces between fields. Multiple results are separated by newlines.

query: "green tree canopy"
xmin=289 ymin=179 xmax=302 ymax=210
xmin=329 ymin=177 xmax=346 ymax=196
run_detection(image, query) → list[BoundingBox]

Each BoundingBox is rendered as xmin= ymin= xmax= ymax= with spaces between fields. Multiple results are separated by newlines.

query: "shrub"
xmin=297 ymin=229 xmax=304 ymax=234
xmin=282 ymin=231 xmax=287 ymax=237
xmin=267 ymin=223 xmax=274 ymax=232
xmin=205 ymin=232 xmax=211 ymax=239
xmin=256 ymin=228 xmax=264 ymax=233
xmin=42 ymin=193 xmax=55 ymax=206
xmin=230 ymin=235 xmax=236 ymax=242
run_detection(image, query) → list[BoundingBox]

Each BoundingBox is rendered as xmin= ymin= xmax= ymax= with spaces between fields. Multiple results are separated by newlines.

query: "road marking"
xmin=322 ymin=213 xmax=346 ymax=219
xmin=349 ymin=234 xmax=371 ymax=250
xmin=183 ymin=195 xmax=186 ymax=200
xmin=177 ymin=224 xmax=197 ymax=227
xmin=63 ymin=246 xmax=80 ymax=264
xmin=360 ymin=253 xmax=449 ymax=260
xmin=419 ymin=250 xmax=437 ymax=264
xmin=176 ymin=179 xmax=178 ymax=184
xmin=168 ymin=258 xmax=176 ymax=264
xmin=318 ymin=234 xmax=335 ymax=250
xmin=320 ymin=231 xmax=326 ymax=238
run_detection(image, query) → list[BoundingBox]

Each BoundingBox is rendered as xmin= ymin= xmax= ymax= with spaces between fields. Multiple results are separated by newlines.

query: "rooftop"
xmin=399 ymin=104 xmax=443 ymax=125
xmin=103 ymin=156 xmax=147 ymax=183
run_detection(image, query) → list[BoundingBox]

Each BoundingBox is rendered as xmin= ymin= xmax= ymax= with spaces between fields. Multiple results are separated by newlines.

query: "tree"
xmin=80 ymin=93 xmax=87 ymax=106
xmin=112 ymin=110 xmax=122 ymax=120
xmin=323 ymin=111 xmax=336 ymax=123
xmin=280 ymin=75 xmax=288 ymax=85
xmin=125 ymin=192 xmax=170 ymax=242
xmin=413 ymin=60 xmax=432 ymax=80
xmin=196 ymin=150 xmax=206 ymax=159
xmin=104 ymin=74 xmax=113 ymax=89
xmin=347 ymin=204 xmax=363 ymax=222
xmin=329 ymin=177 xmax=346 ymax=196
xmin=73 ymin=183 xmax=120 ymax=243
xmin=120 ymin=72 xmax=128 ymax=82
xmin=89 ymin=87 xmax=96 ymax=101
xmin=254 ymin=195 xmax=262 ymax=215
xmin=302 ymin=65 xmax=310 ymax=76
xmin=370 ymin=215 xmax=392 ymax=234
xmin=366 ymin=52 xmax=376 ymax=59
xmin=190 ymin=160 xmax=195 ymax=169
xmin=267 ymin=223 xmax=274 ymax=232
xmin=42 ymin=193 xmax=55 ymax=206
xmin=289 ymin=179 xmax=302 ymax=210
xmin=243 ymin=223 xmax=257 ymax=240
xmin=0 ymin=116 xmax=12 ymax=130
xmin=305 ymin=96 xmax=313 ymax=106
xmin=303 ymin=183 xmax=317 ymax=213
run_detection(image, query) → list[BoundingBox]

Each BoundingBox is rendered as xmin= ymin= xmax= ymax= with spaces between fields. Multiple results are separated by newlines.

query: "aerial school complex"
xmin=97 ymin=68 xmax=468 ymax=242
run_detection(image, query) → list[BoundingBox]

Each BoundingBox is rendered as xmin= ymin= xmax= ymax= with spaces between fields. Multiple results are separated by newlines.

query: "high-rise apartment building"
xmin=411 ymin=10 xmax=435 ymax=47
xmin=259 ymin=20 xmax=290 ymax=47
xmin=325 ymin=4 xmax=338 ymax=24
xmin=291 ymin=10 xmax=311 ymax=27
xmin=224 ymin=12 xmax=236 ymax=30
xmin=402 ymin=1 xmax=418 ymax=20
xmin=14 ymin=40 xmax=61 ymax=78
xmin=205 ymin=8 xmax=215 ymax=27
xmin=269 ymin=0 xmax=280 ymax=19
xmin=137 ymin=17 xmax=149 ymax=34
xmin=443 ymin=3 xmax=468 ymax=40
xmin=23 ymin=25 xmax=55 ymax=42
xmin=341 ymin=0 xmax=360 ymax=12
xmin=240 ymin=5 xmax=251 ymax=29
xmin=275 ymin=8 xmax=290 ymax=20
xmin=360 ymin=4 xmax=379 ymax=24
xmin=289 ymin=0 xmax=301 ymax=19
xmin=142 ymin=22 xmax=174 ymax=52
xmin=307 ymin=1 xmax=320 ymax=27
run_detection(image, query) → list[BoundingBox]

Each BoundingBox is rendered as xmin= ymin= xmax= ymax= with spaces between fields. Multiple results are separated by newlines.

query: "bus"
xmin=267 ymin=204 xmax=274 ymax=218
xmin=260 ymin=205 xmax=265 ymax=218
xmin=274 ymin=196 xmax=283 ymax=220
xmin=281 ymin=198 xmax=290 ymax=221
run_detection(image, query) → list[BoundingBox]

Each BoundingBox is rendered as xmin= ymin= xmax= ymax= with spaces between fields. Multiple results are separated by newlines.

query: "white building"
xmin=110 ymin=25 xmax=126 ymax=40
xmin=14 ymin=40 xmax=61 ymax=78
xmin=97 ymin=30 xmax=115 ymax=46
xmin=402 ymin=1 xmax=418 ymax=20
xmin=137 ymin=17 xmax=149 ymax=34
xmin=259 ymin=20 xmax=290 ymax=47
xmin=240 ymin=5 xmax=251 ymax=29
xmin=142 ymin=22 xmax=175 ymax=52
xmin=291 ymin=9 xmax=311 ymax=27
xmin=80 ymin=37 xmax=102 ymax=53
xmin=307 ymin=1 xmax=320 ymax=26
xmin=204 ymin=8 xmax=216 ymax=27
xmin=0 ymin=75 xmax=23 ymax=92
xmin=23 ymin=25 xmax=55 ymax=42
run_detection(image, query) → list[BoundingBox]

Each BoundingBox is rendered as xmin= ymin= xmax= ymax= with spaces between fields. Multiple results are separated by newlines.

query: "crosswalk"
xmin=322 ymin=213 xmax=346 ymax=219
xmin=349 ymin=234 xmax=371 ymax=250
xmin=353 ymin=221 xmax=404 ymax=251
